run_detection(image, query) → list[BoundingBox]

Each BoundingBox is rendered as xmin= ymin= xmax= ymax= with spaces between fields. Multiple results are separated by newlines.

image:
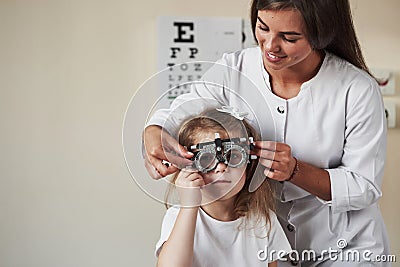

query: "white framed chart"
xmin=157 ymin=16 xmax=245 ymax=107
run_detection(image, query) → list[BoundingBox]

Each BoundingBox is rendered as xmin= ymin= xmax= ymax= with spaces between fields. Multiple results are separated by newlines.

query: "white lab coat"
xmin=148 ymin=47 xmax=390 ymax=266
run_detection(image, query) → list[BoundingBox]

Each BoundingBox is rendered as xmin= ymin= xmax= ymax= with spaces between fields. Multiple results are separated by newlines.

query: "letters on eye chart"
xmin=157 ymin=17 xmax=244 ymax=107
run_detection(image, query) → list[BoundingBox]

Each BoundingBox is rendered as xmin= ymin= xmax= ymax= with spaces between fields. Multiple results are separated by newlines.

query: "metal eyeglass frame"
xmin=187 ymin=133 xmax=257 ymax=173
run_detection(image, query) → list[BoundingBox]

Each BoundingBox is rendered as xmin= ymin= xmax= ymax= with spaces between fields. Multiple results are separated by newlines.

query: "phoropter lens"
xmin=195 ymin=152 xmax=218 ymax=172
xmin=225 ymin=145 xmax=247 ymax=168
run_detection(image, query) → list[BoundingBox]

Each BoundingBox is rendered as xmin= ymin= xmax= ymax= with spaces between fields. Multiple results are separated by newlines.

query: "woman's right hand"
xmin=143 ymin=125 xmax=194 ymax=179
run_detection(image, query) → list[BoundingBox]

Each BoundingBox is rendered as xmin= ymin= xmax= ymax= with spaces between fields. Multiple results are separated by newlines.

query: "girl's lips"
xmin=212 ymin=180 xmax=231 ymax=184
xmin=204 ymin=179 xmax=232 ymax=185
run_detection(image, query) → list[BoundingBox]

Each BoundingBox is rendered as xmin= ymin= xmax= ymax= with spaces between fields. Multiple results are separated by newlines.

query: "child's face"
xmin=194 ymin=131 xmax=247 ymax=203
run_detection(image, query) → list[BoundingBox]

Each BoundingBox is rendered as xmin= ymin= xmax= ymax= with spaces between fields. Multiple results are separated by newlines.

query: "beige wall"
xmin=350 ymin=0 xmax=400 ymax=260
xmin=0 ymin=0 xmax=398 ymax=266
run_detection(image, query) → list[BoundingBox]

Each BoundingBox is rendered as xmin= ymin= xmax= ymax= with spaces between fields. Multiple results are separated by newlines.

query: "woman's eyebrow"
xmin=257 ymin=16 xmax=302 ymax=36
xmin=257 ymin=16 xmax=267 ymax=27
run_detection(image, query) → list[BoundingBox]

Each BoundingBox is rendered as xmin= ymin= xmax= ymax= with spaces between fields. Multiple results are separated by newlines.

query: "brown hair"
xmin=250 ymin=0 xmax=371 ymax=75
xmin=165 ymin=109 xmax=276 ymax=231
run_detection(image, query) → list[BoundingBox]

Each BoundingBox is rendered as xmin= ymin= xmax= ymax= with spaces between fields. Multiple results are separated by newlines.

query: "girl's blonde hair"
xmin=165 ymin=109 xmax=276 ymax=231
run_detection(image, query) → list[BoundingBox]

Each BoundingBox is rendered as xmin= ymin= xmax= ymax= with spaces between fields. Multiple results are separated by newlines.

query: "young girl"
xmin=155 ymin=108 xmax=291 ymax=267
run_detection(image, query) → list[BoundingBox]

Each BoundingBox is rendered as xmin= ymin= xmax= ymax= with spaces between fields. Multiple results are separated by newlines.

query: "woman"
xmin=144 ymin=0 xmax=390 ymax=266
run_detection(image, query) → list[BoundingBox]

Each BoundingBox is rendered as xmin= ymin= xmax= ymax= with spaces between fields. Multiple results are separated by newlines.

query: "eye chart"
xmin=157 ymin=16 xmax=255 ymax=107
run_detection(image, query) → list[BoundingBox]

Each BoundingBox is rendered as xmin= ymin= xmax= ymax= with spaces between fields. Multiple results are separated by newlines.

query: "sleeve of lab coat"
xmin=325 ymin=78 xmax=387 ymax=214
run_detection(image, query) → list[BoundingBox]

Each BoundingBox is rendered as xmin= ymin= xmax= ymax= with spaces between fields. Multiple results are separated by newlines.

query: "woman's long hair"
xmin=165 ymin=109 xmax=275 ymax=231
xmin=250 ymin=0 xmax=371 ymax=75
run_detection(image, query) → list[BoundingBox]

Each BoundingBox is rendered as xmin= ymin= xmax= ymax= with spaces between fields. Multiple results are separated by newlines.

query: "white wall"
xmin=0 ymin=0 xmax=398 ymax=266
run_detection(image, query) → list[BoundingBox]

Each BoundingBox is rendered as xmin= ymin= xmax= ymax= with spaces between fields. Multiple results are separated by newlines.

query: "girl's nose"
xmin=214 ymin=162 xmax=227 ymax=173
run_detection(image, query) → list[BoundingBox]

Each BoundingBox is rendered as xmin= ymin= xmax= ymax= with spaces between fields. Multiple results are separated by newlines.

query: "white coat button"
xmin=277 ymin=106 xmax=285 ymax=114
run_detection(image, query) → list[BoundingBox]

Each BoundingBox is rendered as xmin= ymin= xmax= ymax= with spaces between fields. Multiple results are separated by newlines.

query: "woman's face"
xmin=255 ymin=9 xmax=316 ymax=72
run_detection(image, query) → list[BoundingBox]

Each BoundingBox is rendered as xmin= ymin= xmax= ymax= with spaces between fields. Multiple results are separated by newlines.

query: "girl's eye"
xmin=226 ymin=150 xmax=243 ymax=165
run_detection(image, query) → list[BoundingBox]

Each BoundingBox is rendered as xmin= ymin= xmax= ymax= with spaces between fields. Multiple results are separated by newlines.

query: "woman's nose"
xmin=265 ymin=35 xmax=280 ymax=52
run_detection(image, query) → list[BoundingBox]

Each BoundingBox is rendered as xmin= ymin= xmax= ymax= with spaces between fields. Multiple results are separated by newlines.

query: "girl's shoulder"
xmin=162 ymin=205 xmax=180 ymax=222
xmin=243 ymin=210 xmax=281 ymax=235
xmin=165 ymin=205 xmax=180 ymax=215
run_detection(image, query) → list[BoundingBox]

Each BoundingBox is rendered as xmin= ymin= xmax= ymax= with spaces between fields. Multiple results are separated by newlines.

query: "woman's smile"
xmin=265 ymin=51 xmax=287 ymax=63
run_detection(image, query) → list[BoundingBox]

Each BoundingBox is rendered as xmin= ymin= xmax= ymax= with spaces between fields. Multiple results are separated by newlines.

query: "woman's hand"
xmin=175 ymin=169 xmax=205 ymax=207
xmin=253 ymin=141 xmax=297 ymax=182
xmin=254 ymin=141 xmax=332 ymax=200
xmin=143 ymin=125 xmax=193 ymax=179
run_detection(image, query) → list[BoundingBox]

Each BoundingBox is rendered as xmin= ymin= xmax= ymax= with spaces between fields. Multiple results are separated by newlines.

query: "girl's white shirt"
xmin=156 ymin=206 xmax=292 ymax=266
xmin=149 ymin=47 xmax=390 ymax=266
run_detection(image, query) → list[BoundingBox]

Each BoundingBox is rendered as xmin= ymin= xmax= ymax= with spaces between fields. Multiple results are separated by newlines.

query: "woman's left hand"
xmin=253 ymin=141 xmax=297 ymax=182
